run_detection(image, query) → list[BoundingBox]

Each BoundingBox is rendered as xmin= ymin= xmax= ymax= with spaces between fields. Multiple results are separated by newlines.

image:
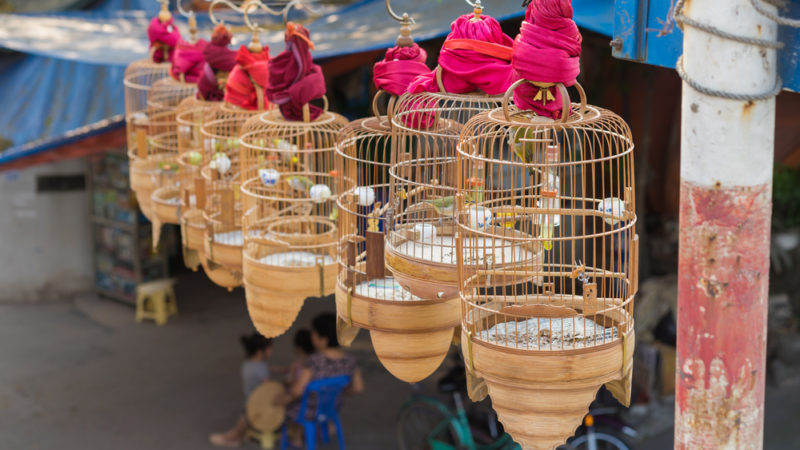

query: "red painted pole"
xmin=675 ymin=0 xmax=777 ymax=448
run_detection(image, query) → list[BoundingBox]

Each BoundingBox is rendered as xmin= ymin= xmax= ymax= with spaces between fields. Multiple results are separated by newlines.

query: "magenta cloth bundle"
xmin=266 ymin=23 xmax=326 ymax=121
xmin=197 ymin=25 xmax=237 ymax=101
xmin=512 ymin=0 xmax=582 ymax=119
xmin=170 ymin=39 xmax=208 ymax=83
xmin=147 ymin=16 xmax=182 ymax=63
xmin=408 ymin=13 xmax=514 ymax=96
xmin=373 ymin=43 xmax=429 ymax=97
xmin=224 ymin=45 xmax=271 ymax=110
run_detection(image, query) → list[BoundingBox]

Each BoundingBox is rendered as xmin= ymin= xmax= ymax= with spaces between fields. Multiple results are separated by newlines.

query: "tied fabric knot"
xmin=512 ymin=0 xmax=582 ymax=119
xmin=402 ymin=13 xmax=513 ymax=129
xmin=148 ymin=16 xmax=182 ymax=63
xmin=266 ymin=22 xmax=326 ymax=121
xmin=408 ymin=13 xmax=514 ymax=96
xmin=197 ymin=24 xmax=237 ymax=101
xmin=373 ymin=43 xmax=429 ymax=97
xmin=224 ymin=45 xmax=270 ymax=110
xmin=171 ymin=39 xmax=208 ymax=83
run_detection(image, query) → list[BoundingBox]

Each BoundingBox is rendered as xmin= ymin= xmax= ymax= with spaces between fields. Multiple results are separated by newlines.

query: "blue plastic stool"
xmin=280 ymin=375 xmax=351 ymax=450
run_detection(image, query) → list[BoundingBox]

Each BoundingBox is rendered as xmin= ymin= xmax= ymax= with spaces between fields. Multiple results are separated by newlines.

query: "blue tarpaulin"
xmin=0 ymin=0 xmax=613 ymax=168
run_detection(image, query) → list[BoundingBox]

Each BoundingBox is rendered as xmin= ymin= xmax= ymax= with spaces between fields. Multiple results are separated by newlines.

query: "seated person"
xmin=275 ymin=313 xmax=364 ymax=446
xmin=210 ymin=332 xmax=273 ymax=447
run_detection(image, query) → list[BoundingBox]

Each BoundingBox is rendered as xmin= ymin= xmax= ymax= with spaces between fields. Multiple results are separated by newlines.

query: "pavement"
xmin=1 ymin=270 xmax=799 ymax=450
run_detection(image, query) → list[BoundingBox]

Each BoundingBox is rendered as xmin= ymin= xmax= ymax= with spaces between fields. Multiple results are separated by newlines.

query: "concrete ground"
xmin=1 ymin=271 xmax=799 ymax=450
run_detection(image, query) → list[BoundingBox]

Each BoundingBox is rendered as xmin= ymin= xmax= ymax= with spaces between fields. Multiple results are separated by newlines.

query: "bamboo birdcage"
xmin=455 ymin=81 xmax=638 ymax=450
xmin=146 ymin=76 xmax=199 ymax=247
xmin=124 ymin=7 xmax=173 ymax=220
xmin=197 ymin=101 xmax=265 ymax=290
xmin=386 ymin=78 xmax=506 ymax=301
xmin=176 ymin=96 xmax=214 ymax=271
xmin=334 ymin=91 xmax=461 ymax=383
xmin=239 ymin=103 xmax=347 ymax=338
xmin=195 ymin=0 xmax=273 ymax=291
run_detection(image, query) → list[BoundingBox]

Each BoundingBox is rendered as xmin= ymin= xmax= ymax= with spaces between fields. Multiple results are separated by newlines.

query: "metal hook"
xmin=243 ymin=0 xmax=283 ymax=31
xmin=282 ymin=0 xmax=323 ymax=26
xmin=385 ymin=0 xmax=415 ymax=25
xmin=243 ymin=1 xmax=284 ymax=53
xmin=208 ymin=0 xmax=243 ymax=25
xmin=176 ymin=1 xmax=198 ymax=43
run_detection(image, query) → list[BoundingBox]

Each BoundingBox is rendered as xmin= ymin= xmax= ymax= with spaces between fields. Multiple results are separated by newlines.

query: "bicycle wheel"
xmin=561 ymin=429 xmax=631 ymax=450
xmin=397 ymin=398 xmax=462 ymax=450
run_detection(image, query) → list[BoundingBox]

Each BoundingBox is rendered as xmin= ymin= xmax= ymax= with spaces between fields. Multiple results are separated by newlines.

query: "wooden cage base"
xmin=461 ymin=329 xmax=633 ymax=450
xmin=334 ymin=282 xmax=460 ymax=383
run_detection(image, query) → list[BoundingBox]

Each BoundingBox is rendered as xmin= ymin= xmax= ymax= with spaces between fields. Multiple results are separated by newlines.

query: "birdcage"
xmin=198 ymin=101 xmax=265 ymax=290
xmin=455 ymin=80 xmax=637 ymax=450
xmin=384 ymin=0 xmax=516 ymax=304
xmin=125 ymin=1 xmax=183 ymax=220
xmin=176 ymin=96 xmax=214 ymax=271
xmin=195 ymin=0 xmax=273 ymax=291
xmin=146 ymin=76 xmax=199 ymax=247
xmin=332 ymin=90 xmax=459 ymax=382
xmin=386 ymin=86 xmax=510 ymax=301
xmin=239 ymin=104 xmax=347 ymax=338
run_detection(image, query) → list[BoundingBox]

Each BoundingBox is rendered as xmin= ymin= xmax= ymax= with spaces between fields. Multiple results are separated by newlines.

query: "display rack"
xmin=88 ymin=149 xmax=171 ymax=304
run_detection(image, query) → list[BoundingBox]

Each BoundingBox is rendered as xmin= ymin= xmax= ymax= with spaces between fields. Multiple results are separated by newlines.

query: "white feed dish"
xmin=479 ymin=316 xmax=618 ymax=350
xmin=395 ymin=234 xmax=535 ymax=265
xmin=259 ymin=168 xmax=280 ymax=186
xmin=413 ymin=223 xmax=437 ymax=241
xmin=354 ymin=186 xmax=376 ymax=207
xmin=310 ymin=184 xmax=332 ymax=203
xmin=210 ymin=152 xmax=231 ymax=175
xmin=597 ymin=197 xmax=625 ymax=226
xmin=214 ymin=230 xmax=245 ymax=246
xmin=467 ymin=206 xmax=492 ymax=229
xmin=353 ymin=277 xmax=421 ymax=301
xmin=258 ymin=251 xmax=334 ymax=267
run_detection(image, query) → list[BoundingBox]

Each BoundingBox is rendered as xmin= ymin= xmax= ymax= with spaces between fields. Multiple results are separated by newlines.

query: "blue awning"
xmin=0 ymin=0 xmax=614 ymax=169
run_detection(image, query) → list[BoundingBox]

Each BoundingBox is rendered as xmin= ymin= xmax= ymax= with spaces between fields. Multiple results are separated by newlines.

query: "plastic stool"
xmin=246 ymin=428 xmax=275 ymax=449
xmin=135 ymin=278 xmax=177 ymax=325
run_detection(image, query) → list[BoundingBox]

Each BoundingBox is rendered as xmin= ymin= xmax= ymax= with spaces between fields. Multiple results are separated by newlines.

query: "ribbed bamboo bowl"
xmin=202 ymin=229 xmax=243 ymax=291
xmin=386 ymin=224 xmax=543 ymax=300
xmin=151 ymin=185 xmax=181 ymax=247
xmin=335 ymin=281 xmax=459 ymax=382
xmin=243 ymin=250 xmax=337 ymax=338
xmin=180 ymin=208 xmax=205 ymax=271
xmin=200 ymin=259 xmax=242 ymax=291
xmin=461 ymin=312 xmax=633 ymax=450
xmin=129 ymin=159 xmax=158 ymax=221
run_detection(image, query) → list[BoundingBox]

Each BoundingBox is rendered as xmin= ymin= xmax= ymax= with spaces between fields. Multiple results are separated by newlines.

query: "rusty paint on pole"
xmin=676 ymin=0 xmax=777 ymax=448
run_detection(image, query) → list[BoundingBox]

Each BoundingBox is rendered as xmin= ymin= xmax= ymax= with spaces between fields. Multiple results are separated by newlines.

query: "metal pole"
xmin=676 ymin=0 xmax=778 ymax=448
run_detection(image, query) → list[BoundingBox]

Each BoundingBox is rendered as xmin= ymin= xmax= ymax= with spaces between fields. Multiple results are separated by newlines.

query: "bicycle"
xmin=396 ymin=362 xmax=636 ymax=450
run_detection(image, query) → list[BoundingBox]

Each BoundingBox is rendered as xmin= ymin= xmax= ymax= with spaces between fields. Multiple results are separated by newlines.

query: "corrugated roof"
xmin=0 ymin=0 xmax=613 ymax=168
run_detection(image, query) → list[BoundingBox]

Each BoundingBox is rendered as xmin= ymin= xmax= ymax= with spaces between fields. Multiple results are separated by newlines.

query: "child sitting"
xmin=210 ymin=332 xmax=273 ymax=447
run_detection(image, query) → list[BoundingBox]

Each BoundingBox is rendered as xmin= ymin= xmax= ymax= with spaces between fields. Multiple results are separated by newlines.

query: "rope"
xmin=674 ymin=0 xmax=784 ymax=101
xmin=676 ymin=55 xmax=784 ymax=101
xmin=751 ymin=0 xmax=800 ymax=28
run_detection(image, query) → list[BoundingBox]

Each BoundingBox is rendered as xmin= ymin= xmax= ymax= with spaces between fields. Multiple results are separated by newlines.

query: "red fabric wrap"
xmin=512 ymin=0 xmax=582 ymax=119
xmin=372 ymin=43 xmax=429 ymax=97
xmin=197 ymin=26 xmax=236 ymax=101
xmin=266 ymin=23 xmax=326 ymax=121
xmin=224 ymin=46 xmax=271 ymax=111
xmin=170 ymin=39 xmax=208 ymax=83
xmin=147 ymin=16 xmax=181 ymax=63
xmin=408 ymin=14 xmax=514 ymax=96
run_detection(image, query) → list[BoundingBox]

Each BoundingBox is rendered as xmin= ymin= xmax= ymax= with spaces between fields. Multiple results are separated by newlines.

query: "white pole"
xmin=676 ymin=0 xmax=778 ymax=448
